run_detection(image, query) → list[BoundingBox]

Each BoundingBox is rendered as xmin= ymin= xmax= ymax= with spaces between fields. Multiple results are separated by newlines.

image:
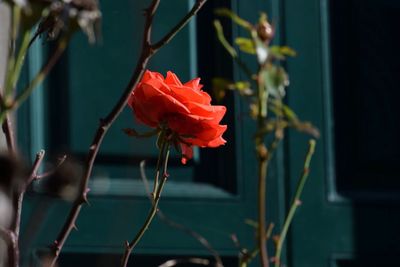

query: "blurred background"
xmin=1 ymin=0 xmax=400 ymax=266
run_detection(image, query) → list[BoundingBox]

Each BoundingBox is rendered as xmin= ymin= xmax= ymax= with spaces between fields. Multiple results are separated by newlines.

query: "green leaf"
xmin=232 ymin=81 xmax=253 ymax=96
xmin=290 ymin=121 xmax=320 ymax=138
xmin=213 ymin=20 xmax=237 ymax=58
xmin=263 ymin=65 xmax=289 ymax=98
xmin=212 ymin=78 xmax=253 ymax=100
xmin=214 ymin=8 xmax=253 ymax=30
xmin=282 ymin=104 xmax=298 ymax=121
xmin=235 ymin=37 xmax=256 ymax=54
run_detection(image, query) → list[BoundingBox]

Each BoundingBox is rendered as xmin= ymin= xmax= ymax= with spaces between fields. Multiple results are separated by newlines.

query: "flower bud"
xmin=257 ymin=20 xmax=274 ymax=44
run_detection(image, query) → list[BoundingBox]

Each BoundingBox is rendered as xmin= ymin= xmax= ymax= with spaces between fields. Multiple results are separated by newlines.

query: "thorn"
xmin=125 ymin=240 xmax=130 ymax=248
xmin=295 ymin=199 xmax=302 ymax=206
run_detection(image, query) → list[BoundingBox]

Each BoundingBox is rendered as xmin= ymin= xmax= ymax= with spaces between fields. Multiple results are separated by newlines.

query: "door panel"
xmin=284 ymin=0 xmax=400 ymax=266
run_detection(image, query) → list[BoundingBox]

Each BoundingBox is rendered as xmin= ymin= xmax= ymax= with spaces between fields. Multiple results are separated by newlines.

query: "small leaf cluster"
xmin=213 ymin=8 xmax=319 ymax=139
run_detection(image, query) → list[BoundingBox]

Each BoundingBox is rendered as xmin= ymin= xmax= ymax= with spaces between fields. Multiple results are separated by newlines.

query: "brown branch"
xmin=0 ymin=91 xmax=16 ymax=156
xmin=151 ymin=0 xmax=207 ymax=50
xmin=11 ymin=150 xmax=45 ymax=234
xmin=1 ymin=115 xmax=16 ymax=156
xmin=34 ymin=154 xmax=67 ymax=180
xmin=6 ymin=150 xmax=45 ymax=267
xmin=47 ymin=1 xmax=208 ymax=266
xmin=25 ymin=150 xmax=46 ymax=188
xmin=0 ymin=227 xmax=18 ymax=267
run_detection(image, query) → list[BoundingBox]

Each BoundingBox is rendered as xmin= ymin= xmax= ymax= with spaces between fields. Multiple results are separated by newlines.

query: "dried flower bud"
xmin=34 ymin=0 xmax=101 ymax=43
xmin=257 ymin=20 xmax=274 ymax=44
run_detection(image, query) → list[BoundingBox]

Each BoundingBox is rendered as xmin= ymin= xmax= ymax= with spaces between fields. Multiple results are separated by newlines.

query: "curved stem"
xmin=213 ymin=20 xmax=253 ymax=80
xmin=4 ymin=4 xmax=21 ymax=98
xmin=120 ymin=141 xmax=170 ymax=267
xmin=274 ymin=140 xmax=316 ymax=267
xmin=5 ymin=30 xmax=31 ymax=98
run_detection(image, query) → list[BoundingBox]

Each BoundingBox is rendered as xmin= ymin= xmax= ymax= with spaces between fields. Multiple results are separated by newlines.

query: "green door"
xmin=282 ymin=0 xmax=400 ymax=266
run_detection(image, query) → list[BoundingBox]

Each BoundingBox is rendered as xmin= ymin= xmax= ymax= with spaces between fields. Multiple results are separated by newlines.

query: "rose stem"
xmin=120 ymin=139 xmax=170 ymax=267
xmin=273 ymin=140 xmax=316 ymax=267
xmin=47 ymin=1 xmax=207 ymax=266
xmin=140 ymin=161 xmax=224 ymax=267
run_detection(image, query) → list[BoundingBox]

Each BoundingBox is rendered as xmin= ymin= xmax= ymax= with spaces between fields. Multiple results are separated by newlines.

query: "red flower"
xmin=128 ymin=70 xmax=227 ymax=164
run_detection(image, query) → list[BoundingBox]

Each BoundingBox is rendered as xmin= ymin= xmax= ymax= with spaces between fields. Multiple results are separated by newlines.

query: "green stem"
xmin=6 ymin=30 xmax=32 ymax=97
xmin=120 ymin=139 xmax=171 ymax=267
xmin=4 ymin=4 xmax=21 ymax=98
xmin=0 ymin=33 xmax=70 ymax=124
xmin=257 ymin=151 xmax=269 ymax=267
xmin=274 ymin=139 xmax=316 ymax=267
xmin=255 ymin=65 xmax=270 ymax=267
xmin=213 ymin=20 xmax=253 ymax=80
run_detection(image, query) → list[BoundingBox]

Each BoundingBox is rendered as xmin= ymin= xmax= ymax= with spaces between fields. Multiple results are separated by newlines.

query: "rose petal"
xmin=165 ymin=71 xmax=183 ymax=86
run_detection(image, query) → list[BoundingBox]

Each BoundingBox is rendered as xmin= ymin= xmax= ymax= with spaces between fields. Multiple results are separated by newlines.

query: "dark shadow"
xmin=330 ymin=0 xmax=400 ymax=265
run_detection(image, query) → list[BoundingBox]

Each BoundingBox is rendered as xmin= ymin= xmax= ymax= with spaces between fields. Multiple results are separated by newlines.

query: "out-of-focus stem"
xmin=273 ymin=140 xmax=316 ymax=267
xmin=0 ymin=34 xmax=70 ymax=124
xmin=4 ymin=30 xmax=31 ymax=99
xmin=213 ymin=20 xmax=253 ymax=79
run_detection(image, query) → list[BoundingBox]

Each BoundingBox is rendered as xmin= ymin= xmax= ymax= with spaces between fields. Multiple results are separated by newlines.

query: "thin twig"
xmin=34 ymin=155 xmax=67 ymax=180
xmin=11 ymin=150 xmax=45 ymax=236
xmin=25 ymin=150 xmax=46 ymax=187
xmin=47 ymin=1 xmax=208 ymax=266
xmin=151 ymin=0 xmax=207 ymax=50
xmin=273 ymin=140 xmax=316 ymax=267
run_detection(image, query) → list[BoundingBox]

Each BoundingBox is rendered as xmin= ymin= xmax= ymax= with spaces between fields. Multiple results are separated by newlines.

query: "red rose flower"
xmin=128 ymin=70 xmax=227 ymax=164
